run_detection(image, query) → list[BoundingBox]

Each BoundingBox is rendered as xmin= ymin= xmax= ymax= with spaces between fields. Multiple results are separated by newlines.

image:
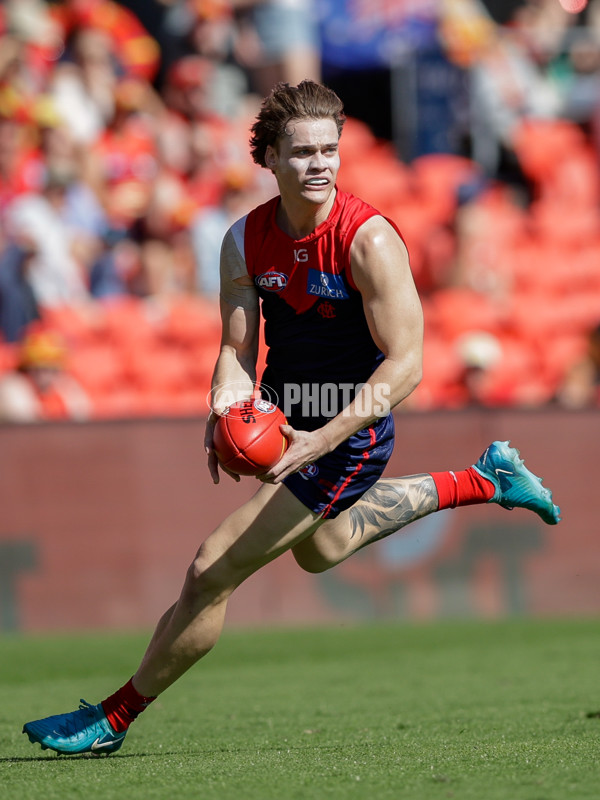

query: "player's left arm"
xmin=342 ymin=214 xmax=423 ymax=421
xmin=206 ymin=225 xmax=261 ymax=483
xmin=266 ymin=216 xmax=423 ymax=483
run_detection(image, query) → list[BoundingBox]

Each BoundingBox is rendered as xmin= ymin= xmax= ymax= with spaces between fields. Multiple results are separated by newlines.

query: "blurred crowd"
xmin=0 ymin=0 xmax=597 ymax=422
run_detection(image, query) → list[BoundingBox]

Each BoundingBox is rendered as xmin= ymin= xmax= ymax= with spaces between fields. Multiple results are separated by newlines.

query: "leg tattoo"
xmin=349 ymin=475 xmax=439 ymax=551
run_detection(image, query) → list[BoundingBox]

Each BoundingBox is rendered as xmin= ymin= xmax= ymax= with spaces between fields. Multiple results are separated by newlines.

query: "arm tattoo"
xmin=349 ymin=475 xmax=439 ymax=550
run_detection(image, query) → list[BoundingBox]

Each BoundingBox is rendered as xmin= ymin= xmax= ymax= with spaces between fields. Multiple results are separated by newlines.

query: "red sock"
xmin=430 ymin=467 xmax=495 ymax=510
xmin=101 ymin=678 xmax=156 ymax=733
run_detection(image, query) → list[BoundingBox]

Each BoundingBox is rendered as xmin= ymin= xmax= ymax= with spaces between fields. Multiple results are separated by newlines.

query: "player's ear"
xmin=265 ymin=146 xmax=277 ymax=171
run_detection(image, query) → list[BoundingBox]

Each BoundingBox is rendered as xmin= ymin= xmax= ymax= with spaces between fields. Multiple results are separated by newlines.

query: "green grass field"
xmin=2 ymin=620 xmax=600 ymax=800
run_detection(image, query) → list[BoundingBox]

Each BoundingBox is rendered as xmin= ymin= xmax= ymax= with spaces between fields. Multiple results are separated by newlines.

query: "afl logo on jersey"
xmin=256 ymin=271 xmax=288 ymax=292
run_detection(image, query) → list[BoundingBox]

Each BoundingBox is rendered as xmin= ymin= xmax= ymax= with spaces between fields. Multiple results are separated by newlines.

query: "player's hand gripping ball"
xmin=213 ymin=399 xmax=288 ymax=476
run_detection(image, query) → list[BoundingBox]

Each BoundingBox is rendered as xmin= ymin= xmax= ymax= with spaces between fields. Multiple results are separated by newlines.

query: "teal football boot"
xmin=473 ymin=440 xmax=561 ymax=525
xmin=23 ymin=700 xmax=126 ymax=755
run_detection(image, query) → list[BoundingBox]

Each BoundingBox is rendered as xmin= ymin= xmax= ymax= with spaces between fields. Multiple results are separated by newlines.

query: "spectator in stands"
xmin=560 ymin=30 xmax=600 ymax=135
xmin=90 ymin=76 xmax=161 ymax=231
xmin=0 ymin=326 xmax=90 ymax=422
xmin=50 ymin=26 xmax=118 ymax=146
xmin=33 ymin=95 xmax=110 ymax=242
xmin=0 ymin=237 xmax=41 ymax=342
xmin=511 ymin=0 xmax=574 ymax=67
xmin=186 ymin=0 xmax=250 ymax=120
xmin=1 ymin=0 xmax=64 ymax=97
xmin=0 ymin=113 xmax=34 ymax=215
xmin=469 ymin=6 xmax=563 ymax=184
xmin=51 ymin=0 xmax=161 ymax=83
xmin=234 ymin=0 xmax=321 ymax=97
xmin=4 ymin=168 xmax=92 ymax=308
xmin=0 ymin=0 xmax=595 ymax=419
xmin=191 ymin=162 xmax=266 ymax=295
xmin=88 ymin=231 xmax=139 ymax=298
xmin=556 ymin=323 xmax=600 ymax=409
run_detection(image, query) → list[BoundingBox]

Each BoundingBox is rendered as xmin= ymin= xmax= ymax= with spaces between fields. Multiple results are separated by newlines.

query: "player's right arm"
xmin=205 ymin=225 xmax=261 ymax=483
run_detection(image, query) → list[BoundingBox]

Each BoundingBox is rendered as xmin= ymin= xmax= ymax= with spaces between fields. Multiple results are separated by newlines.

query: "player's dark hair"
xmin=249 ymin=80 xmax=346 ymax=168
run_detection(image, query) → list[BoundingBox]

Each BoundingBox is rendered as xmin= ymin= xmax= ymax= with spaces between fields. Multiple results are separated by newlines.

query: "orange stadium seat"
xmin=66 ymin=342 xmax=128 ymax=414
xmin=540 ymin=332 xmax=590 ymax=387
xmin=98 ymin=298 xmax=157 ymax=349
xmin=512 ymin=119 xmax=588 ymax=184
xmin=0 ymin=341 xmax=18 ymax=376
xmin=88 ymin=386 xmax=146 ymax=419
xmin=187 ymin=339 xmax=220 ymax=390
xmin=470 ymin=333 xmax=550 ymax=407
xmin=125 ymin=345 xmax=191 ymax=395
xmin=41 ymin=305 xmax=96 ymax=346
xmin=337 ymin=143 xmax=412 ymax=213
xmin=164 ymin=388 xmax=210 ymax=417
xmin=427 ymin=287 xmax=502 ymax=340
xmin=411 ymin=153 xmax=482 ymax=224
xmin=530 ymin=200 xmax=600 ymax=247
xmin=338 ymin=117 xmax=378 ymax=159
xmin=410 ymin=335 xmax=466 ymax=410
xmin=540 ymin=147 xmax=600 ymax=208
xmin=508 ymin=241 xmax=570 ymax=295
xmin=159 ymin=296 xmax=221 ymax=348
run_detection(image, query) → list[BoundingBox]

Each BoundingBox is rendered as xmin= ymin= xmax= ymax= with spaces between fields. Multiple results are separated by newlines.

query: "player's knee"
xmin=294 ymin=555 xmax=335 ymax=574
xmin=292 ymin=540 xmax=343 ymax=574
xmin=185 ymin=544 xmax=237 ymax=603
xmin=293 ymin=519 xmax=352 ymax=574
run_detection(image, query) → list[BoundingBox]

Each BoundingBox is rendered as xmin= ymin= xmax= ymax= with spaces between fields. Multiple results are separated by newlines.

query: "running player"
xmin=23 ymin=81 xmax=561 ymax=755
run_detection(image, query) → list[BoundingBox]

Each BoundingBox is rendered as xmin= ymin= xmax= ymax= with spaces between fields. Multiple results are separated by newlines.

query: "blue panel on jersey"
xmin=306 ymin=269 xmax=349 ymax=300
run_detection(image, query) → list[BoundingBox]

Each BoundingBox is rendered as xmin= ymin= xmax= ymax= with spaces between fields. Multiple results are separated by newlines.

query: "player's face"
xmin=266 ymin=117 xmax=340 ymax=206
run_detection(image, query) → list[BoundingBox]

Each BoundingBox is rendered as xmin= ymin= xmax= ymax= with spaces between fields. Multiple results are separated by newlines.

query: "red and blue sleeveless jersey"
xmin=241 ymin=188 xmax=404 ymax=429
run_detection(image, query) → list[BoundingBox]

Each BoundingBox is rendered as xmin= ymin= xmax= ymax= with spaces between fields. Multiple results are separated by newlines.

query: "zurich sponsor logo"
xmin=257 ymin=271 xmax=288 ymax=292
xmin=307 ymin=269 xmax=349 ymax=300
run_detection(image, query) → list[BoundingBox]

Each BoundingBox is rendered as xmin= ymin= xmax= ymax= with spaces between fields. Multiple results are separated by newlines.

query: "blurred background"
xmin=0 ymin=0 xmax=598 ymax=633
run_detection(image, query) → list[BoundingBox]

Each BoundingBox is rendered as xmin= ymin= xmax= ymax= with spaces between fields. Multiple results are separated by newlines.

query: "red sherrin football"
xmin=213 ymin=399 xmax=288 ymax=476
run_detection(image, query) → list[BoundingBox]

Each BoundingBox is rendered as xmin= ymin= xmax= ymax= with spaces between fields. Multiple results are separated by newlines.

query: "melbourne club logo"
xmin=317 ymin=301 xmax=336 ymax=318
